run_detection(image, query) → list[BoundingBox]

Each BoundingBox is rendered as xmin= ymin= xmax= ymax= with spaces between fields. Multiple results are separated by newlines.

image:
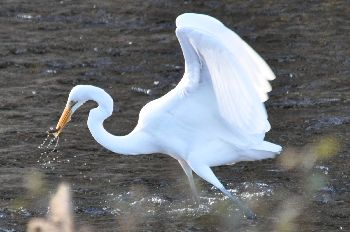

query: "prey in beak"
xmin=48 ymin=102 xmax=74 ymax=138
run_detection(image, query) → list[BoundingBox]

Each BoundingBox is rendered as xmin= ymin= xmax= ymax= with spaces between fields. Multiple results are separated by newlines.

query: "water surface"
xmin=0 ymin=0 xmax=349 ymax=231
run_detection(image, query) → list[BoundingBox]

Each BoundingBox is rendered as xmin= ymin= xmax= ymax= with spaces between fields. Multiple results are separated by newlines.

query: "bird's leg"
xmin=218 ymin=187 xmax=256 ymax=220
xmin=188 ymin=163 xmax=256 ymax=220
xmin=178 ymin=159 xmax=199 ymax=203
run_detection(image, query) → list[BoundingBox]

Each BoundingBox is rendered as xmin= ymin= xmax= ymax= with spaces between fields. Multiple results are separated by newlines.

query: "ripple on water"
xmin=16 ymin=13 xmax=38 ymax=20
xmin=268 ymin=97 xmax=341 ymax=109
xmin=315 ymin=165 xmax=329 ymax=175
xmin=306 ymin=116 xmax=350 ymax=130
xmin=313 ymin=185 xmax=336 ymax=204
xmin=0 ymin=209 xmax=7 ymax=219
xmin=131 ymin=86 xmax=152 ymax=96
xmin=106 ymin=184 xmax=267 ymax=219
xmin=241 ymin=182 xmax=274 ymax=199
xmin=166 ymin=198 xmax=216 ymax=216
xmin=76 ymin=207 xmax=110 ymax=216
xmin=0 ymin=207 xmax=33 ymax=230
xmin=0 ymin=228 xmax=16 ymax=232
xmin=222 ymin=182 xmax=274 ymax=200
xmin=10 ymin=207 xmax=32 ymax=217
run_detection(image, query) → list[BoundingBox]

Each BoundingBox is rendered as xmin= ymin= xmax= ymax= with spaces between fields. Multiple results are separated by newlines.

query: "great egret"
xmin=50 ymin=13 xmax=281 ymax=219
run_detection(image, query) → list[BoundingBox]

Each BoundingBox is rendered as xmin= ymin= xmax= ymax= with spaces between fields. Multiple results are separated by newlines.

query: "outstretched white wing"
xmin=175 ymin=13 xmax=276 ymax=139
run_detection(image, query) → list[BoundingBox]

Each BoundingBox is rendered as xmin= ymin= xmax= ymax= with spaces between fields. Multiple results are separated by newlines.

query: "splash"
xmin=38 ymin=134 xmax=59 ymax=151
xmin=37 ymin=133 xmax=61 ymax=170
xmin=38 ymin=134 xmax=50 ymax=149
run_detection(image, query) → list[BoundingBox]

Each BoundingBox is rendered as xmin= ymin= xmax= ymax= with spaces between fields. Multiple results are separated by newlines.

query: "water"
xmin=0 ymin=0 xmax=349 ymax=231
xmin=131 ymin=86 xmax=153 ymax=96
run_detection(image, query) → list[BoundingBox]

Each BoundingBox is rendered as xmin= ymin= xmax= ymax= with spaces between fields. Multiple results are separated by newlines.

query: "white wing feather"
xmin=175 ymin=13 xmax=275 ymax=138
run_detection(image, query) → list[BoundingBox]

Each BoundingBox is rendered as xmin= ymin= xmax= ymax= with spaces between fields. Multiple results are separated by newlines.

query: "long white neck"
xmin=80 ymin=86 xmax=157 ymax=155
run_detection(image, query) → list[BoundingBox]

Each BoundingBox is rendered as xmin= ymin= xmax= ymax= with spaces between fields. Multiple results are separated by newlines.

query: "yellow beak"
xmin=49 ymin=105 xmax=72 ymax=137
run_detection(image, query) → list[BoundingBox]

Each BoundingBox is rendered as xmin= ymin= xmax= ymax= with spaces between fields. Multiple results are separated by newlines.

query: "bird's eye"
xmin=70 ymin=100 xmax=78 ymax=107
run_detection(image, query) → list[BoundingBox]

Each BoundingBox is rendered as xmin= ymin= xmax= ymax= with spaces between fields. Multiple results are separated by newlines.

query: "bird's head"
xmin=48 ymin=85 xmax=113 ymax=137
xmin=48 ymin=85 xmax=91 ymax=137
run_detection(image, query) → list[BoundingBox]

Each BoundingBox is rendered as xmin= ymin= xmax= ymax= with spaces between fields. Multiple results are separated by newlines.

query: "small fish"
xmin=47 ymin=126 xmax=59 ymax=134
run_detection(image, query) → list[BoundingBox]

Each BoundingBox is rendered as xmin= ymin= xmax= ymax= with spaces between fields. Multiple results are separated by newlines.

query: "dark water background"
xmin=0 ymin=0 xmax=349 ymax=231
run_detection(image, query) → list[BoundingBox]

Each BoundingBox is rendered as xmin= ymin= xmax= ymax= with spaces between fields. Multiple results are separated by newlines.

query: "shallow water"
xmin=0 ymin=0 xmax=349 ymax=231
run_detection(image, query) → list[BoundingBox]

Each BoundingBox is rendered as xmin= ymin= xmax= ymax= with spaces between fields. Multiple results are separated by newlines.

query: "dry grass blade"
xmin=27 ymin=183 xmax=75 ymax=232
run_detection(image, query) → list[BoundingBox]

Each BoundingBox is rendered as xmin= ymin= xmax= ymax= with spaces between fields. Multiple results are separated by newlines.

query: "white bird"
xmin=50 ymin=13 xmax=281 ymax=219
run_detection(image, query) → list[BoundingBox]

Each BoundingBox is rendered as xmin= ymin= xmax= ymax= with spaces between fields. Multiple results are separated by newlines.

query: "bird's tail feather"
xmin=246 ymin=141 xmax=282 ymax=160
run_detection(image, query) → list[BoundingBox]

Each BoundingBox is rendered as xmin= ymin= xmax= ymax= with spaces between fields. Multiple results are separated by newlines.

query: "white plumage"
xmin=53 ymin=13 xmax=281 ymax=219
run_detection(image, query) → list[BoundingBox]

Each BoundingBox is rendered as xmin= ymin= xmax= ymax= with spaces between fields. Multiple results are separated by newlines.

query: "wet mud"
xmin=0 ymin=0 xmax=349 ymax=231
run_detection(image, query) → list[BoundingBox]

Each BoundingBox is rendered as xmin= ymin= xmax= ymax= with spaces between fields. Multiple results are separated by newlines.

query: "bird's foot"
xmin=243 ymin=207 xmax=257 ymax=220
xmin=219 ymin=187 xmax=257 ymax=220
xmin=191 ymin=194 xmax=200 ymax=206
